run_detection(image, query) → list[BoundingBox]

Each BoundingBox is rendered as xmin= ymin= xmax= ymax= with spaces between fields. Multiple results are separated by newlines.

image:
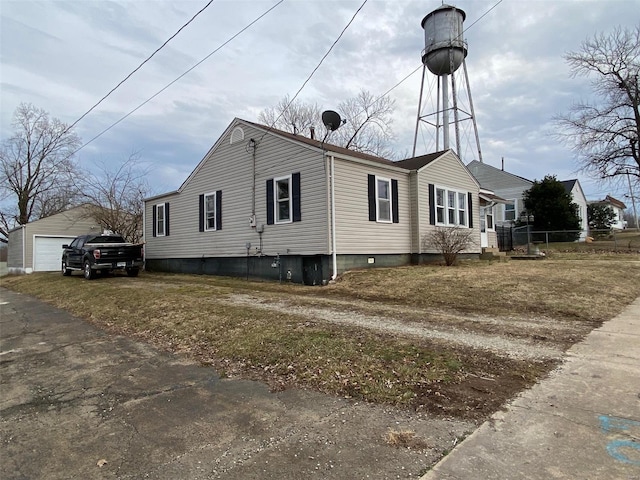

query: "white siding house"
xmin=589 ymin=196 xmax=627 ymax=230
xmin=143 ymin=119 xmax=485 ymax=284
xmin=467 ymin=160 xmax=533 ymax=226
xmin=561 ymin=180 xmax=588 ymax=240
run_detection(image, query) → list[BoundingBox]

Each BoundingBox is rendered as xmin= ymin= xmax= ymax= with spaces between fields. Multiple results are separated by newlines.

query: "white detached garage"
xmin=7 ymin=206 xmax=101 ymax=274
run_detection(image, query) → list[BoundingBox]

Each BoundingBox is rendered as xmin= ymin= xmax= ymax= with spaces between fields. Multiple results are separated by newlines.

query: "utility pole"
xmin=627 ymin=170 xmax=639 ymax=230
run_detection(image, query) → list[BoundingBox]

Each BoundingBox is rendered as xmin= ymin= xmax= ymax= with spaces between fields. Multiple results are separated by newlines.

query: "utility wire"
xmin=68 ymin=0 xmax=215 ymax=132
xmin=258 ymin=0 xmax=369 ymax=143
xmin=343 ymin=0 xmax=504 ymax=133
xmin=72 ymin=0 xmax=284 ymax=155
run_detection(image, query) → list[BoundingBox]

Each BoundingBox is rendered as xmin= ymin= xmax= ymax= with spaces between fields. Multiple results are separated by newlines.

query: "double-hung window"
xmin=199 ymin=191 xmax=222 ymax=232
xmin=504 ymin=201 xmax=516 ymax=222
xmin=436 ymin=188 xmax=446 ymax=224
xmin=367 ymin=174 xmax=399 ymax=223
xmin=275 ymin=175 xmax=291 ymax=223
xmin=266 ymin=173 xmax=301 ymax=225
xmin=376 ymin=177 xmax=392 ymax=222
xmin=486 ymin=207 xmax=494 ymax=230
xmin=155 ymin=203 xmax=166 ymax=236
xmin=205 ymin=192 xmax=217 ymax=230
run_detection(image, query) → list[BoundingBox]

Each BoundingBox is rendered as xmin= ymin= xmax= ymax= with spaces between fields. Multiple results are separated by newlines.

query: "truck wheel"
xmin=126 ymin=267 xmax=139 ymax=277
xmin=62 ymin=261 xmax=71 ymax=276
xmin=83 ymin=260 xmax=95 ymax=280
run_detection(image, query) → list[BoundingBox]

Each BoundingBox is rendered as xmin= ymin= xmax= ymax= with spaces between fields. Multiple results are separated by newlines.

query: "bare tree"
xmin=258 ymin=90 xmax=396 ymax=158
xmin=423 ymin=227 xmax=474 ymax=266
xmin=331 ymin=91 xmax=396 ymax=158
xmin=258 ymin=95 xmax=322 ymax=137
xmin=555 ymin=26 xmax=640 ymax=187
xmin=77 ymin=155 xmax=149 ymax=243
xmin=0 ymin=103 xmax=82 ymax=242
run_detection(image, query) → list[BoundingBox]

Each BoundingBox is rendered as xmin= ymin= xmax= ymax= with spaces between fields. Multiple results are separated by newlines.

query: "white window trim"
xmin=485 ymin=206 xmax=495 ymax=231
xmin=204 ymin=191 xmax=217 ymax=231
xmin=375 ymin=176 xmax=392 ymax=223
xmin=156 ymin=203 xmax=166 ymax=237
xmin=504 ymin=199 xmax=517 ymax=222
xmin=435 ymin=186 xmax=468 ymax=228
xmin=274 ymin=175 xmax=292 ymax=224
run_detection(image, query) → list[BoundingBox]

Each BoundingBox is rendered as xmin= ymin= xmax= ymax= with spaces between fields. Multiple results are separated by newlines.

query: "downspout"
xmin=142 ymin=202 xmax=146 ymax=270
xmin=22 ymin=224 xmax=26 ymax=272
xmin=330 ymin=154 xmax=338 ymax=280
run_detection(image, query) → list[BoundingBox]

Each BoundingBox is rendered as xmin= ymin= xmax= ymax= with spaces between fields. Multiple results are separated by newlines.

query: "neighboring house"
xmin=589 ymin=195 xmax=627 ymax=230
xmin=467 ymin=160 xmax=532 ymax=226
xmin=7 ymin=205 xmax=102 ymax=274
xmin=143 ymin=118 xmax=486 ymax=284
xmin=467 ymin=160 xmax=589 ymax=240
xmin=560 ymin=179 xmax=588 ymax=240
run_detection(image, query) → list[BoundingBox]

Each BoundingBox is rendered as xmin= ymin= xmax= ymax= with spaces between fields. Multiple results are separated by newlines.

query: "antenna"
xmin=321 ymin=110 xmax=343 ymax=131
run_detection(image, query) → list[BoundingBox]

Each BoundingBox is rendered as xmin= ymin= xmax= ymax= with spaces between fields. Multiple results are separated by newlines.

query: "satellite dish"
xmin=322 ymin=110 xmax=342 ymax=131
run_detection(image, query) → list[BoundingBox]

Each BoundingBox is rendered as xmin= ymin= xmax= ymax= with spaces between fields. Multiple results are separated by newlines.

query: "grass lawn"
xmin=3 ymin=251 xmax=639 ymax=419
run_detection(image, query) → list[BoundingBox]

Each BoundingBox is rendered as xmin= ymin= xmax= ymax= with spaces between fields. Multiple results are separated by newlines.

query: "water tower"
xmin=412 ymin=4 xmax=482 ymax=162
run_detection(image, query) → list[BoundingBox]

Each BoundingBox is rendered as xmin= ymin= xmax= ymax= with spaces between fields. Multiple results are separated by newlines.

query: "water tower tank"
xmin=421 ymin=4 xmax=467 ymax=75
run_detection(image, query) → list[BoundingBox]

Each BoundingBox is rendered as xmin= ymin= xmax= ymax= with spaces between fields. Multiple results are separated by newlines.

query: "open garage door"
xmin=33 ymin=236 xmax=76 ymax=272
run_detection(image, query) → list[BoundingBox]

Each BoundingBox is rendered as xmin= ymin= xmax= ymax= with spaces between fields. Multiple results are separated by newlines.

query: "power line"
xmin=73 ymin=0 xmax=284 ymax=156
xmin=68 ymin=0 xmax=216 ymax=132
xmin=344 ymin=0 xmax=504 ymax=134
xmin=258 ymin=0 xmax=369 ymax=143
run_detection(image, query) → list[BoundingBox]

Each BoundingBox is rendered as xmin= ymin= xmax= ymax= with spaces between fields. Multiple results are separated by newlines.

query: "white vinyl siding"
xmin=144 ymin=122 xmax=329 ymax=259
xmin=333 ymin=159 xmax=410 ymax=255
xmin=417 ymin=151 xmax=480 ymax=254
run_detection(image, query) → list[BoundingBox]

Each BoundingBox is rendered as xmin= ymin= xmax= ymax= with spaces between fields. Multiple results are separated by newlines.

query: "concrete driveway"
xmin=0 ymin=288 xmax=472 ymax=479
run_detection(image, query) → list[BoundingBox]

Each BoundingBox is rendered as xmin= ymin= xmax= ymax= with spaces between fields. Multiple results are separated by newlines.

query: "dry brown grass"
xmin=385 ymin=429 xmax=431 ymax=450
xmin=3 ymin=252 xmax=639 ymax=419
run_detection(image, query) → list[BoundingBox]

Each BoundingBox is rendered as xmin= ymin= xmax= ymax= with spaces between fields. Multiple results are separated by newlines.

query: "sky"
xmin=2 ymin=0 xmax=639 ymax=205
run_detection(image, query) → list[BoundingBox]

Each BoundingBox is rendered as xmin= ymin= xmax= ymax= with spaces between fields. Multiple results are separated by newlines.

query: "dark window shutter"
xmin=266 ymin=179 xmax=274 ymax=225
xmin=468 ymin=192 xmax=473 ymax=228
xmin=428 ymin=184 xmax=436 ymax=225
xmin=199 ymin=194 xmax=204 ymax=232
xmin=368 ymin=174 xmax=376 ymax=221
xmin=391 ymin=179 xmax=399 ymax=223
xmin=216 ymin=190 xmax=222 ymax=230
xmin=292 ymin=172 xmax=301 ymax=222
xmin=152 ymin=205 xmax=157 ymax=237
xmin=164 ymin=202 xmax=170 ymax=236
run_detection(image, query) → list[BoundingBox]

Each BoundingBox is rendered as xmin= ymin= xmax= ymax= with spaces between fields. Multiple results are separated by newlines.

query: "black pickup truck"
xmin=61 ymin=234 xmax=144 ymax=280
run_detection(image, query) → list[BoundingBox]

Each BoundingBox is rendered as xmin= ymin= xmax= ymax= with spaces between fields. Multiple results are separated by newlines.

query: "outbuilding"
xmin=7 ymin=205 xmax=102 ymax=274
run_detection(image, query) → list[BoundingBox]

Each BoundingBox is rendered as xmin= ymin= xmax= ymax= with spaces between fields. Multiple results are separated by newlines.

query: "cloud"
xmin=2 ymin=0 xmax=639 ymax=205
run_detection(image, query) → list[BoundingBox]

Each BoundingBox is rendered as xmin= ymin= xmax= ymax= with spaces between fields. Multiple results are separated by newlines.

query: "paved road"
xmin=421 ymin=297 xmax=640 ymax=480
xmin=0 ymin=287 xmax=471 ymax=479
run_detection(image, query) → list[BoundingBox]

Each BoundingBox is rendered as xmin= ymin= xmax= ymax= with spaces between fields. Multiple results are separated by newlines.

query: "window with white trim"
xmin=204 ymin=192 xmax=217 ymax=231
xmin=504 ymin=201 xmax=516 ymax=221
xmin=436 ymin=187 xmax=468 ymax=227
xmin=275 ymin=175 xmax=292 ymax=223
xmin=156 ymin=203 xmax=165 ymax=236
xmin=376 ymin=177 xmax=392 ymax=222
xmin=486 ymin=206 xmax=494 ymax=230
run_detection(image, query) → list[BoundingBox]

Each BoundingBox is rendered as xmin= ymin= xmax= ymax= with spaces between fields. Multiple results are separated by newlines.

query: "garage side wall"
xmin=7 ymin=227 xmax=24 ymax=269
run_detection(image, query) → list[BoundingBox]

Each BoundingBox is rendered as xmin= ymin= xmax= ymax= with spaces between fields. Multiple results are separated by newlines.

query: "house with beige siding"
xmin=7 ymin=205 xmax=102 ymax=274
xmin=143 ymin=118 xmax=485 ymax=284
